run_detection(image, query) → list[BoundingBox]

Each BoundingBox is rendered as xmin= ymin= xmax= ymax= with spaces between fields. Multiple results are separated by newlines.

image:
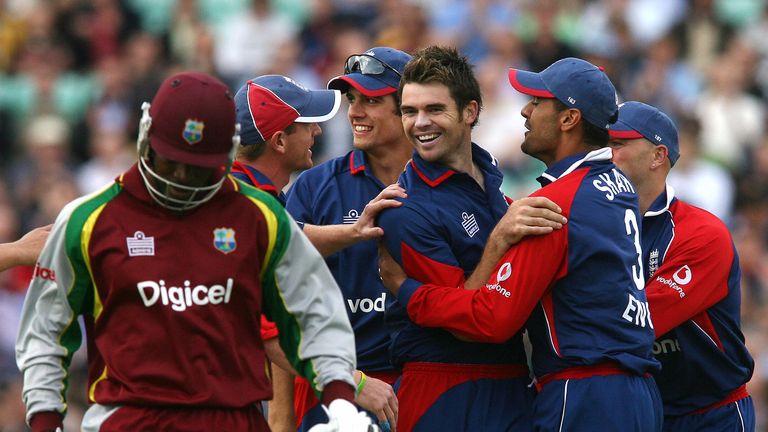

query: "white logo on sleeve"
xmin=497 ymin=262 xmax=512 ymax=282
xmin=461 ymin=212 xmax=479 ymax=237
xmin=137 ymin=279 xmax=233 ymax=312
xmin=127 ymin=231 xmax=155 ymax=257
xmin=673 ymin=265 xmax=692 ymax=285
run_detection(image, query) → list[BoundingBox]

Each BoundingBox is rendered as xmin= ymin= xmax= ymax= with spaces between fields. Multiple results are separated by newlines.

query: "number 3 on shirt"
xmin=625 ymin=209 xmax=644 ymax=290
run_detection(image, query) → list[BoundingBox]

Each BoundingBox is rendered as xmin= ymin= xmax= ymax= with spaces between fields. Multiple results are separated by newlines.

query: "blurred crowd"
xmin=0 ymin=0 xmax=767 ymax=429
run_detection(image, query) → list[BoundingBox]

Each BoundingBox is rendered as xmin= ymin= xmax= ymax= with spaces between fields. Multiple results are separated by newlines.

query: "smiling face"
xmin=400 ymin=82 xmax=476 ymax=170
xmin=346 ymin=88 xmax=404 ymax=153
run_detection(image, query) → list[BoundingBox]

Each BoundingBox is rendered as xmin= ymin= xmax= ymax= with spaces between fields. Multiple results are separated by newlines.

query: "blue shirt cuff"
xmin=398 ymin=278 xmax=422 ymax=305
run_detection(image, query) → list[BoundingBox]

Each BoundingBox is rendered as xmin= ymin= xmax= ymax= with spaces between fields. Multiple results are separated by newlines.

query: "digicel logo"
xmin=137 ymin=279 xmax=233 ymax=312
xmin=34 ymin=264 xmax=56 ymax=281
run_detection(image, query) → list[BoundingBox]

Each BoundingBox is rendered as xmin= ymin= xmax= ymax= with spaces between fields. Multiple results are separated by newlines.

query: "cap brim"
xmin=508 ymin=69 xmax=555 ymax=98
xmin=607 ymin=119 xmax=644 ymax=139
xmin=150 ymin=136 xmax=229 ymax=168
xmin=295 ymin=89 xmax=342 ymax=123
xmin=328 ymin=74 xmax=396 ymax=97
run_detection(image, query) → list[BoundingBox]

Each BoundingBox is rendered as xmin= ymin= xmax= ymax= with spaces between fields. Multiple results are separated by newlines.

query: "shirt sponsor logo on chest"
xmin=137 ymin=278 xmax=234 ymax=312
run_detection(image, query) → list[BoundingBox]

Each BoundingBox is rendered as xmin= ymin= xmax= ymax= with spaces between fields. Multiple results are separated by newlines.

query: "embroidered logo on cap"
xmin=182 ymin=119 xmax=205 ymax=145
xmin=213 ymin=228 xmax=237 ymax=254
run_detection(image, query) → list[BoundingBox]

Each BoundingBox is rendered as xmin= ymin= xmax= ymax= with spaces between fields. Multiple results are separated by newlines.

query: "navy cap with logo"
xmin=609 ymin=101 xmax=680 ymax=166
xmin=327 ymin=47 xmax=412 ymax=97
xmin=235 ymin=75 xmax=341 ymax=145
xmin=148 ymin=72 xmax=236 ymax=168
xmin=508 ymin=57 xmax=619 ymax=130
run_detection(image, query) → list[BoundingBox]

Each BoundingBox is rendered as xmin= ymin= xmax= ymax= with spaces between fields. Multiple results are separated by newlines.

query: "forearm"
xmin=464 ymin=237 xmax=510 ymax=289
xmin=264 ymin=338 xmax=298 ymax=375
xmin=302 ymin=223 xmax=361 ymax=257
xmin=0 ymin=242 xmax=24 ymax=271
xmin=267 ymin=363 xmax=297 ymax=432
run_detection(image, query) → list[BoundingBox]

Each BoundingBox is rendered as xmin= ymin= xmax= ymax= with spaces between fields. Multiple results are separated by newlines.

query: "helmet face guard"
xmin=136 ymin=102 xmax=239 ymax=212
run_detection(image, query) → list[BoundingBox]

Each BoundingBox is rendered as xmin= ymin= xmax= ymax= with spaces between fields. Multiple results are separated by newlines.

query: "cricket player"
xmin=232 ymin=74 xmax=343 ymax=432
xmin=285 ymin=47 xmax=412 ymax=431
xmin=15 ymin=72 xmax=374 ymax=432
xmin=379 ymin=57 xmax=663 ymax=431
xmin=609 ymin=101 xmax=755 ymax=431
xmin=377 ymin=46 xmax=564 ymax=431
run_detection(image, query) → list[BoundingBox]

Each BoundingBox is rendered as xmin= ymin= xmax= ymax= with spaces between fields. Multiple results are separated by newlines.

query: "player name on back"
xmin=137 ymin=278 xmax=234 ymax=312
xmin=592 ymin=168 xmax=635 ymax=200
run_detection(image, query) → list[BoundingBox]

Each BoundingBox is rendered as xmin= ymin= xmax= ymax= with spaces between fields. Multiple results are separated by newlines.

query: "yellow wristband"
xmin=355 ymin=371 xmax=367 ymax=397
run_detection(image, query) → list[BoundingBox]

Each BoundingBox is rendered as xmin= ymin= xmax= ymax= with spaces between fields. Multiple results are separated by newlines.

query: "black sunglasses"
xmin=344 ymin=54 xmax=402 ymax=78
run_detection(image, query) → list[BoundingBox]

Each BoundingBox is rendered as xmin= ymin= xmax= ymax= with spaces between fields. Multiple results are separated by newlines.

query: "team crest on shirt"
xmin=461 ymin=212 xmax=479 ymax=237
xmin=648 ymin=249 xmax=659 ymax=277
xmin=343 ymin=209 xmax=360 ymax=224
xmin=213 ymin=228 xmax=237 ymax=254
xmin=182 ymin=119 xmax=204 ymax=145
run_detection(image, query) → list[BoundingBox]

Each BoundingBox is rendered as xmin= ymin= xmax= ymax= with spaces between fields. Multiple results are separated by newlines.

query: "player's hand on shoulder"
xmin=308 ymin=399 xmax=381 ymax=432
xmin=353 ymin=184 xmax=407 ymax=241
xmin=494 ymin=197 xmax=567 ymax=247
xmin=354 ymin=373 xmax=398 ymax=432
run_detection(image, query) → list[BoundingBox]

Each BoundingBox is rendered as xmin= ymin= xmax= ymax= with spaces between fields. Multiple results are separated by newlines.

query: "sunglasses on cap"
xmin=344 ymin=54 xmax=402 ymax=78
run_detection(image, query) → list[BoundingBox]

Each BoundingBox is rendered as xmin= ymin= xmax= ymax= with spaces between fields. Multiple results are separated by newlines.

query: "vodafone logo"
xmin=497 ymin=263 xmax=512 ymax=282
xmin=672 ymin=265 xmax=692 ymax=285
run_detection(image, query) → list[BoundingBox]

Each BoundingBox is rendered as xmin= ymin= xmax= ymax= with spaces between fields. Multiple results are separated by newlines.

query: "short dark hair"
xmin=399 ymin=46 xmax=482 ymax=127
xmin=552 ymin=99 xmax=610 ymax=148
xmin=236 ymin=123 xmax=297 ymax=161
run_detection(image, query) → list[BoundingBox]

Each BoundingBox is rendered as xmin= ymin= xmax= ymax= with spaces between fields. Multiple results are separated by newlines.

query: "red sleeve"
xmin=260 ymin=314 xmax=279 ymax=340
xmin=401 ymin=242 xmax=465 ymax=286
xmin=405 ymin=168 xmax=583 ymax=343
xmin=645 ymin=211 xmax=734 ymax=337
xmin=408 ymin=221 xmax=568 ymax=343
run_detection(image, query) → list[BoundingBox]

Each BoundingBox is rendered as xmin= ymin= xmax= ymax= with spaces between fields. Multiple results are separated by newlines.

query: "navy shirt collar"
xmin=410 ymin=143 xmax=501 ymax=188
xmin=231 ymin=161 xmax=286 ymax=205
xmin=537 ymin=147 xmax=613 ymax=186
xmin=645 ymin=184 xmax=677 ymax=217
xmin=348 ymin=149 xmax=399 ymax=188
xmin=349 ymin=149 xmax=367 ymax=176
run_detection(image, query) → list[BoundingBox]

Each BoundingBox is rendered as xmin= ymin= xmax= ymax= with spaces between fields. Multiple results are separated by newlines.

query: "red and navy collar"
xmin=410 ymin=143 xmax=501 ymax=188
xmin=231 ymin=161 xmax=279 ymax=194
xmin=537 ymin=147 xmax=613 ymax=186
xmin=348 ymin=149 xmax=367 ymax=176
xmin=230 ymin=161 xmax=286 ymax=205
xmin=645 ymin=184 xmax=677 ymax=217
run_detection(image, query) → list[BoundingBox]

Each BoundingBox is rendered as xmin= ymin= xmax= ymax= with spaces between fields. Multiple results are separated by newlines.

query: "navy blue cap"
xmin=327 ymin=47 xmax=411 ymax=97
xmin=609 ymin=101 xmax=680 ymax=166
xmin=508 ymin=57 xmax=619 ymax=130
xmin=235 ymin=75 xmax=341 ymax=145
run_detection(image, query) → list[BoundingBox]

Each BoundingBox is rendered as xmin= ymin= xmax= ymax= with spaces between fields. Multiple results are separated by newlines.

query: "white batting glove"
xmin=308 ymin=399 xmax=381 ymax=432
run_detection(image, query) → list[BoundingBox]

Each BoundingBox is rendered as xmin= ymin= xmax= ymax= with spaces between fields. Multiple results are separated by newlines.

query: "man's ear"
xmin=560 ymin=108 xmax=581 ymax=132
xmin=463 ymin=100 xmax=479 ymax=126
xmin=651 ymin=145 xmax=670 ymax=169
xmin=269 ymin=131 xmax=287 ymax=155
